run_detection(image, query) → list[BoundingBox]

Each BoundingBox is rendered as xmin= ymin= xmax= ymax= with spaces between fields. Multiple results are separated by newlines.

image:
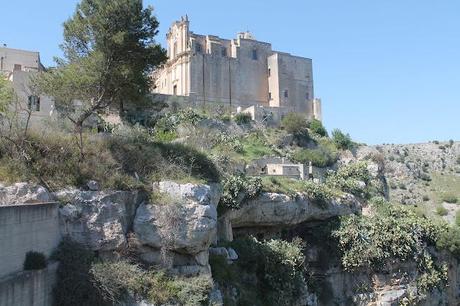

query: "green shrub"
xmin=212 ymin=133 xmax=243 ymax=153
xmin=456 ymin=211 xmax=460 ymax=227
xmin=292 ymin=146 xmax=337 ymax=168
xmin=326 ymin=162 xmax=370 ymax=197
xmin=331 ymin=129 xmax=354 ymax=150
xmin=333 ymin=203 xmax=447 ymax=296
xmin=212 ymin=237 xmax=307 ymax=306
xmin=436 ymin=227 xmax=460 ymax=258
xmin=436 ymin=206 xmax=448 ymax=216
xmin=441 ymin=194 xmax=458 ymax=204
xmin=218 ymin=113 xmax=231 ymax=122
xmin=155 ymin=108 xmax=204 ymax=132
xmin=303 ymin=181 xmax=338 ymax=204
xmin=456 ymin=156 xmax=460 ymax=165
xmin=153 ymin=130 xmax=178 ymax=142
xmin=219 ymin=174 xmax=262 ymax=211
xmin=154 ymin=115 xmax=177 ymax=135
xmin=281 ymin=113 xmax=307 ymax=135
xmin=234 ymin=113 xmax=252 ymax=125
xmin=307 ymin=119 xmax=328 ymax=137
xmin=422 ymin=195 xmax=430 ymax=202
xmin=23 ymin=251 xmax=47 ymax=271
xmin=176 ymin=108 xmax=205 ymax=125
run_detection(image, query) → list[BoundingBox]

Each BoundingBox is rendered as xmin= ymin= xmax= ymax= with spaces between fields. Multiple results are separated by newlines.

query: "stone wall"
xmin=0 ymin=203 xmax=61 ymax=277
xmin=0 ymin=263 xmax=57 ymax=306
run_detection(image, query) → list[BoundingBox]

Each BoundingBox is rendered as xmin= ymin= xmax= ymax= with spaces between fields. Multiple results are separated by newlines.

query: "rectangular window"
xmin=196 ymin=44 xmax=202 ymax=53
xmin=268 ymin=92 xmax=272 ymax=100
xmin=252 ymin=49 xmax=258 ymax=60
xmin=284 ymin=90 xmax=289 ymax=98
xmin=221 ymin=47 xmax=227 ymax=57
xmin=306 ymin=92 xmax=309 ymax=100
xmin=173 ymin=85 xmax=177 ymax=96
xmin=14 ymin=64 xmax=22 ymax=71
xmin=268 ymin=68 xmax=271 ymax=77
xmin=28 ymin=95 xmax=40 ymax=111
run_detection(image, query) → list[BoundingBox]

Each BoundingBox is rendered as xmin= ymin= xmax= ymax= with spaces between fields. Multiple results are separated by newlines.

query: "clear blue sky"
xmin=1 ymin=1 xmax=459 ymax=145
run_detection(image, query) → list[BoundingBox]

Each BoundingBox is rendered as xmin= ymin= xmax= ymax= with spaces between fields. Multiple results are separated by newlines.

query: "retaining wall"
xmin=0 ymin=263 xmax=57 ymax=306
xmin=0 ymin=203 xmax=61 ymax=277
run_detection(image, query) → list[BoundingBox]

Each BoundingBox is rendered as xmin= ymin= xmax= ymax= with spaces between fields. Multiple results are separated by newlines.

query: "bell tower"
xmin=166 ymin=15 xmax=190 ymax=61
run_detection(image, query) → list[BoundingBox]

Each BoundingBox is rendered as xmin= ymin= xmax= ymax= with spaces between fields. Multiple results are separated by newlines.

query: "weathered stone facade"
xmin=153 ymin=16 xmax=322 ymax=120
xmin=0 ymin=47 xmax=55 ymax=128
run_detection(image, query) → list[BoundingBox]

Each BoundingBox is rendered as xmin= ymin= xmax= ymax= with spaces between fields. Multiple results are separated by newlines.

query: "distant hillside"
xmin=375 ymin=141 xmax=460 ymax=223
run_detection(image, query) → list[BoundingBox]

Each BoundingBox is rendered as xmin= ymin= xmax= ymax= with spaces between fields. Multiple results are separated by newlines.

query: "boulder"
xmin=87 ymin=180 xmax=100 ymax=191
xmin=0 ymin=183 xmax=52 ymax=205
xmin=134 ymin=181 xmax=221 ymax=255
xmin=57 ymin=189 xmax=146 ymax=251
xmin=209 ymin=247 xmax=229 ymax=258
xmin=227 ymin=248 xmax=238 ymax=261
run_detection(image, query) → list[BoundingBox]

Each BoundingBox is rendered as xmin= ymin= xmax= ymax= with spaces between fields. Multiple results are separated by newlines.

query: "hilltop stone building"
xmin=0 ymin=46 xmax=55 ymax=127
xmin=153 ymin=16 xmax=322 ymax=121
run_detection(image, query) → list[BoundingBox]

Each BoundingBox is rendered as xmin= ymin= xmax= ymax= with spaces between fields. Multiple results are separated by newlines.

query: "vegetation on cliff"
xmin=332 ymin=198 xmax=458 ymax=302
xmin=210 ymin=237 xmax=307 ymax=306
xmin=52 ymin=240 xmax=214 ymax=306
xmin=0 ymin=127 xmax=219 ymax=191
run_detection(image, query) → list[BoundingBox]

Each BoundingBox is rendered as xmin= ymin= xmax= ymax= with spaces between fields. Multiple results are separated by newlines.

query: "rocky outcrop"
xmin=132 ymin=181 xmax=221 ymax=275
xmin=52 ymin=181 xmax=221 ymax=276
xmin=224 ymin=192 xmax=360 ymax=229
xmin=339 ymin=146 xmax=389 ymax=199
xmin=0 ymin=183 xmax=52 ymax=205
xmin=57 ymin=189 xmax=146 ymax=251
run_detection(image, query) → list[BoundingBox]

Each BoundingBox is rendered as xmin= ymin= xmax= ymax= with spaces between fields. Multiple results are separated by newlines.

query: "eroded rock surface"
xmin=132 ymin=181 xmax=221 ymax=274
xmin=223 ymin=192 xmax=361 ymax=230
xmin=57 ymin=189 xmax=146 ymax=251
xmin=0 ymin=183 xmax=52 ymax=205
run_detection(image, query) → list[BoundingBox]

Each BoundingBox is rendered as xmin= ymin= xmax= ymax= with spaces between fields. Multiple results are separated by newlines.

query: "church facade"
xmin=153 ymin=16 xmax=322 ymax=121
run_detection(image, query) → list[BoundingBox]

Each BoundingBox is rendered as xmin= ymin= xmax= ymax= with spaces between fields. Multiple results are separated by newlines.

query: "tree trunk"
xmin=74 ymin=123 xmax=84 ymax=160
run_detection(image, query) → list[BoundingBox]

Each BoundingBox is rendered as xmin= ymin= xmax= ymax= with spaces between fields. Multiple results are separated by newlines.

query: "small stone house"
xmin=266 ymin=163 xmax=305 ymax=180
